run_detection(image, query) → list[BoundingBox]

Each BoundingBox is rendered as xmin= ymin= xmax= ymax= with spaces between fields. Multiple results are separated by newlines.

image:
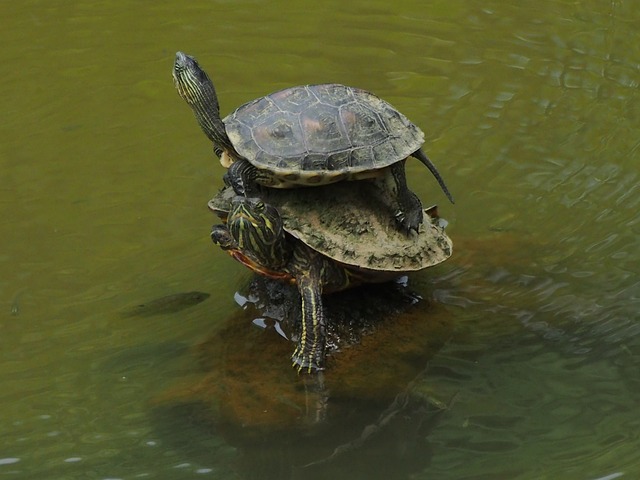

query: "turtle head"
xmin=227 ymin=197 xmax=290 ymax=269
xmin=172 ymin=52 xmax=217 ymax=107
xmin=173 ymin=52 xmax=230 ymax=147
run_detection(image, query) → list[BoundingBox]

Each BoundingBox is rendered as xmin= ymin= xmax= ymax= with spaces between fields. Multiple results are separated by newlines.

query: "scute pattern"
xmin=223 ymin=84 xmax=425 ymax=177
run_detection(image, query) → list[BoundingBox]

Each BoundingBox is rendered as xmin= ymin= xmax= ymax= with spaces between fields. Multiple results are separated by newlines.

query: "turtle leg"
xmin=210 ymin=224 xmax=235 ymax=250
xmin=371 ymin=161 xmax=424 ymax=233
xmin=291 ymin=252 xmax=327 ymax=373
xmin=226 ymin=159 xmax=260 ymax=196
xmin=411 ymin=148 xmax=455 ymax=204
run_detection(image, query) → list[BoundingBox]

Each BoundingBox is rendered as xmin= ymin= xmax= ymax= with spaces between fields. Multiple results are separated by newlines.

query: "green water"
xmin=1 ymin=0 xmax=639 ymax=478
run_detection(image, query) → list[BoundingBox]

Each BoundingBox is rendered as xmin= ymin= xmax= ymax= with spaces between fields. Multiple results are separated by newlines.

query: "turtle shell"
xmin=208 ymin=182 xmax=452 ymax=273
xmin=222 ymin=84 xmax=425 ymax=179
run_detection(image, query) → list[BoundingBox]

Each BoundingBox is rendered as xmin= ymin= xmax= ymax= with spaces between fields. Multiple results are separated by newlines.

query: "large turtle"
xmin=173 ymin=51 xmax=454 ymax=232
xmin=207 ymin=181 xmax=452 ymax=372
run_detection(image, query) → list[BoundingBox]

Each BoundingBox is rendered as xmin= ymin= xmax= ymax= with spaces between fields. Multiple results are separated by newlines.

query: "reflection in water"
xmin=151 ymin=276 xmax=454 ymax=478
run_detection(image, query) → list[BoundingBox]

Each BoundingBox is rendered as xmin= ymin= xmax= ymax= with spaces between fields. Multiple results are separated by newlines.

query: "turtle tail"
xmin=412 ymin=148 xmax=455 ymax=204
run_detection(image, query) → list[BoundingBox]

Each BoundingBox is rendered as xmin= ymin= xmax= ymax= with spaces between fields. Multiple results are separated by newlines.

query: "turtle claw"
xmin=210 ymin=224 xmax=235 ymax=249
xmin=227 ymin=159 xmax=262 ymax=197
xmin=395 ymin=210 xmax=422 ymax=235
xmin=226 ymin=162 xmax=248 ymax=196
xmin=291 ymin=349 xmax=323 ymax=374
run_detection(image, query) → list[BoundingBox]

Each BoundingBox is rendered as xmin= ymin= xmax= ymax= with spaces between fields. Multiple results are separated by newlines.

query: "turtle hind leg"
xmin=291 ymin=258 xmax=327 ymax=373
xmin=411 ymin=148 xmax=455 ymax=204
xmin=395 ymin=189 xmax=423 ymax=233
xmin=371 ymin=161 xmax=424 ymax=233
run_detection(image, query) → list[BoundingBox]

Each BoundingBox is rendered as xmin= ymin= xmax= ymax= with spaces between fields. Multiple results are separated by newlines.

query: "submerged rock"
xmin=151 ymin=275 xmax=453 ymax=450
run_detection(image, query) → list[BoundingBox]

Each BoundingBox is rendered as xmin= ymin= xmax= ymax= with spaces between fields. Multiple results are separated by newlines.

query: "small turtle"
xmin=207 ymin=181 xmax=452 ymax=372
xmin=173 ymin=52 xmax=454 ymax=232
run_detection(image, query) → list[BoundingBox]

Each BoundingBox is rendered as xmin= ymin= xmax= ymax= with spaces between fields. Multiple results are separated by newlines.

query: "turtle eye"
xmin=254 ymin=201 xmax=265 ymax=211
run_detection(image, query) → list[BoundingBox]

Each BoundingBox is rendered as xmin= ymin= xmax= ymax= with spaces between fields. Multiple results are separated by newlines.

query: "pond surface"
xmin=1 ymin=0 xmax=639 ymax=479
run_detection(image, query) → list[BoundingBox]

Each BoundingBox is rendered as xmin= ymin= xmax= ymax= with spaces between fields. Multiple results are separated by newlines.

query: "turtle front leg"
xmin=292 ymin=259 xmax=327 ymax=373
xmin=227 ymin=159 xmax=260 ymax=196
xmin=210 ymin=224 xmax=235 ymax=250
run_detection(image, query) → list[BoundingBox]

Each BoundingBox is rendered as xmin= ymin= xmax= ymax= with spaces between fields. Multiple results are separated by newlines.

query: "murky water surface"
xmin=1 ymin=1 xmax=639 ymax=478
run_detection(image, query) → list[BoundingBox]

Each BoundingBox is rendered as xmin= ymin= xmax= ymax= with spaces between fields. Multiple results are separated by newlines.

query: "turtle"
xmin=207 ymin=180 xmax=452 ymax=372
xmin=173 ymin=51 xmax=454 ymax=232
